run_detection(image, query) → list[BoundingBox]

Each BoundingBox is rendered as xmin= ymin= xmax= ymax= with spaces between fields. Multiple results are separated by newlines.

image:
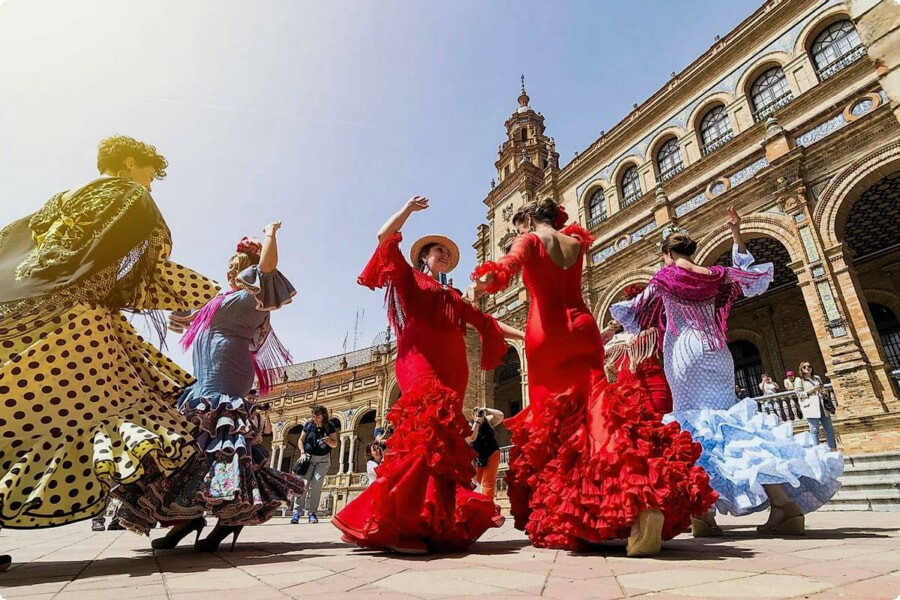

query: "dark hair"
xmin=417 ymin=242 xmax=438 ymax=271
xmin=661 ymin=232 xmax=697 ymax=257
xmin=312 ymin=405 xmax=329 ymax=418
xmin=97 ymin=135 xmax=168 ymax=178
xmin=512 ymin=199 xmax=561 ymax=230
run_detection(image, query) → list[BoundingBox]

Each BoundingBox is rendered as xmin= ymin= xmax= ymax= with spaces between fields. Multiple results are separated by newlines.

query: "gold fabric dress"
xmin=0 ymin=177 xmax=218 ymax=528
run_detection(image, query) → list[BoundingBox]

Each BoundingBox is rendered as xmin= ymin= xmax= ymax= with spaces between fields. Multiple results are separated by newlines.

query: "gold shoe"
xmin=626 ymin=509 xmax=664 ymax=558
xmin=691 ymin=516 xmax=724 ymax=537
xmin=757 ymin=502 xmax=805 ymax=536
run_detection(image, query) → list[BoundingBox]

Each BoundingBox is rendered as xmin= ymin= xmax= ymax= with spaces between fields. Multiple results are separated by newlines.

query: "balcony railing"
xmin=701 ymin=130 xmax=734 ymax=155
xmin=658 ymin=163 xmax=684 ymax=183
xmin=816 ymin=45 xmax=867 ymax=81
xmin=587 ymin=213 xmax=608 ymax=229
xmin=753 ymin=92 xmax=794 ymax=122
xmin=620 ymin=191 xmax=642 ymax=208
xmin=752 ymin=384 xmax=834 ymax=422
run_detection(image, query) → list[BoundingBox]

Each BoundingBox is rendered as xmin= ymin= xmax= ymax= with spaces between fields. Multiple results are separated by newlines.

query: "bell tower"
xmin=495 ymin=75 xmax=558 ymax=182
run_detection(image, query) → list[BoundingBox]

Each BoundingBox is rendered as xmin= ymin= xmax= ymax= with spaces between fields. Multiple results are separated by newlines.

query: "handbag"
xmin=822 ymin=393 xmax=836 ymax=415
xmin=293 ymin=455 xmax=311 ymax=476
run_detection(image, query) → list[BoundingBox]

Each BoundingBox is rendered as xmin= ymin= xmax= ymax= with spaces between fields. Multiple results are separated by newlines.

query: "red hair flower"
xmin=236 ymin=236 xmax=262 ymax=258
xmin=554 ymin=205 xmax=569 ymax=229
xmin=624 ymin=283 xmax=646 ymax=300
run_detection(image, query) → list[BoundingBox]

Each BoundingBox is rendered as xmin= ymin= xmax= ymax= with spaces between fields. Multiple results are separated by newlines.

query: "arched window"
xmin=700 ymin=105 xmax=733 ymax=154
xmin=750 ymin=66 xmax=793 ymax=121
xmin=812 ymin=20 xmax=864 ymax=80
xmin=728 ymin=340 xmax=763 ymax=395
xmin=619 ymin=166 xmax=642 ymax=207
xmin=656 ymin=138 xmax=683 ymax=182
xmin=587 ymin=188 xmax=607 ymax=227
xmin=870 ymin=303 xmax=900 ymax=369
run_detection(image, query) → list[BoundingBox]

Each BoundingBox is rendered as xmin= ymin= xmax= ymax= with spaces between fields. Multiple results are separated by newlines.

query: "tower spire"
xmin=518 ymin=73 xmax=530 ymax=107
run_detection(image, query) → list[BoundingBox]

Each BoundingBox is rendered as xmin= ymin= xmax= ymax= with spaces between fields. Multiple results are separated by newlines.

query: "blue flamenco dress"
xmin=116 ymin=265 xmax=306 ymax=532
xmin=612 ymin=246 xmax=843 ymax=516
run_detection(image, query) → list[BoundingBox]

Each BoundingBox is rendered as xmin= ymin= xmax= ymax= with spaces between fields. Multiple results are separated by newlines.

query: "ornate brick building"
xmin=475 ymin=0 xmax=900 ymax=454
xmin=262 ymin=0 xmax=900 ymax=513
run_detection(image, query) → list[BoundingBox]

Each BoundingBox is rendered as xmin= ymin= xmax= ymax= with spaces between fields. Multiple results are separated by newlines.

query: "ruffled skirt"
xmin=670 ymin=398 xmax=844 ymax=516
xmin=505 ymin=377 xmax=717 ymax=551
xmin=0 ymin=304 xmax=196 ymax=528
xmin=333 ymin=380 xmax=504 ymax=552
xmin=115 ymin=387 xmax=305 ymax=533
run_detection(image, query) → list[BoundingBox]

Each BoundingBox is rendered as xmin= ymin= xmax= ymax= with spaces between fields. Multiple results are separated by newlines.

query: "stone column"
xmin=337 ymin=436 xmax=347 ymax=474
xmin=348 ymin=435 xmax=358 ymax=474
xmin=275 ymin=445 xmax=286 ymax=472
xmin=754 ymin=305 xmax=786 ymax=378
xmin=269 ymin=444 xmax=280 ymax=469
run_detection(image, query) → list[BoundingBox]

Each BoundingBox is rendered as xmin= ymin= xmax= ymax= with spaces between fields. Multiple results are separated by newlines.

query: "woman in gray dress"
xmin=116 ymin=222 xmax=306 ymax=551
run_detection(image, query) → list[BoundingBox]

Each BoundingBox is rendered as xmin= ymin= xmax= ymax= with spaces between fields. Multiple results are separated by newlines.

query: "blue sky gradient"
xmin=0 ymin=0 xmax=761 ymax=368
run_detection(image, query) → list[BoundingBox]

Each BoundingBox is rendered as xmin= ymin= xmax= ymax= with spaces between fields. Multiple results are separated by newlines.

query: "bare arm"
xmin=259 ymin=221 xmax=281 ymax=273
xmin=465 ymin=420 xmax=480 ymax=444
xmin=325 ymin=431 xmax=339 ymax=449
xmin=298 ymin=430 xmax=308 ymax=458
xmin=378 ymin=196 xmax=429 ymax=242
xmin=484 ymin=407 xmax=504 ymax=426
xmin=498 ymin=321 xmax=525 ymax=341
xmin=727 ymin=207 xmax=747 ymax=255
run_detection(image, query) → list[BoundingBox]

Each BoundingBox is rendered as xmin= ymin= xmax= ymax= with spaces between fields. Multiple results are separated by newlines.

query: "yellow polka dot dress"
xmin=0 ymin=178 xmax=219 ymax=529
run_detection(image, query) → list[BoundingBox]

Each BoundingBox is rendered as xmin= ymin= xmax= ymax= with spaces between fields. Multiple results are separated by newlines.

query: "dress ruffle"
xmin=236 ymin=266 xmax=296 ymax=311
xmin=333 ymin=379 xmax=504 ymax=552
xmin=505 ymin=378 xmax=717 ymax=551
xmin=471 ymin=261 xmax=513 ymax=294
xmin=670 ymin=398 xmax=844 ymax=516
xmin=114 ymin=386 xmax=305 ymax=534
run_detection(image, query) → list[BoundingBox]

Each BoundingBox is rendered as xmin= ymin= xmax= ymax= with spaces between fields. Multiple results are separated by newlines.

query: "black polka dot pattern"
xmin=0 ymin=296 xmax=208 ymax=529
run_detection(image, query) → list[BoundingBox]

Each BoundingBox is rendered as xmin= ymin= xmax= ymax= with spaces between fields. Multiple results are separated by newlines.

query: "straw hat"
xmin=409 ymin=234 xmax=460 ymax=273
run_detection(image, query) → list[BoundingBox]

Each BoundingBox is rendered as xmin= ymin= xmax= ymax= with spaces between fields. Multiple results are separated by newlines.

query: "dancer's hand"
xmin=726 ymin=207 xmax=741 ymax=228
xmin=405 ymin=196 xmax=429 ymax=213
xmin=473 ymin=273 xmax=494 ymax=294
xmin=263 ymin=221 xmax=282 ymax=237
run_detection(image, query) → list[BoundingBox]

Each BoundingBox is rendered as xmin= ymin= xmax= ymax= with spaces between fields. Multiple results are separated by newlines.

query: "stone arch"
xmin=687 ymin=92 xmax=736 ymax=133
xmin=611 ymin=156 xmax=645 ymax=188
xmin=328 ymin=411 xmax=347 ymax=431
xmin=863 ymin=289 xmax=900 ymax=323
xmin=694 ymin=213 xmax=803 ymax=266
xmin=594 ymin=268 xmax=658 ymax=322
xmin=736 ymin=52 xmax=794 ymax=100
xmin=793 ymin=6 xmax=854 ymax=57
xmin=578 ymin=179 xmax=609 ymax=204
xmin=729 ymin=328 xmax=775 ymax=375
xmin=644 ymin=126 xmax=687 ymax=163
xmin=350 ymin=405 xmax=378 ymax=430
xmin=814 ymin=141 xmax=900 ymax=248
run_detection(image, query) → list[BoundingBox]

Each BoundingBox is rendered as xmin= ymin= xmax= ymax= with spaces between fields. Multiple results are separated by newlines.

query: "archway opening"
xmin=492 ymin=347 xmax=522 ymax=447
xmin=710 ymin=236 xmax=826 ymax=388
xmin=870 ymin=304 xmax=900 ymax=370
xmin=353 ymin=409 xmax=377 ymax=473
xmin=283 ymin=423 xmax=304 ymax=473
xmin=729 ymin=340 xmax=763 ymax=395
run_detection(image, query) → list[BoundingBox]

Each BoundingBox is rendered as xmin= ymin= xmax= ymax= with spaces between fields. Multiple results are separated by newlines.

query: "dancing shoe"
xmin=0 ymin=554 xmax=11 ymax=572
xmin=757 ymin=502 xmax=805 ymax=536
xmin=626 ymin=509 xmax=664 ymax=558
xmin=91 ymin=519 xmax=106 ymax=532
xmin=385 ymin=539 xmax=429 ymax=555
xmin=691 ymin=512 xmax=724 ymax=537
xmin=106 ymin=521 xmax=126 ymax=531
xmin=194 ymin=524 xmax=243 ymax=552
xmin=151 ymin=517 xmax=206 ymax=550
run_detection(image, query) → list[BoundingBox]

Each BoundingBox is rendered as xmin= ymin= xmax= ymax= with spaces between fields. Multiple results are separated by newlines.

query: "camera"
xmin=476 ymin=408 xmax=486 ymax=418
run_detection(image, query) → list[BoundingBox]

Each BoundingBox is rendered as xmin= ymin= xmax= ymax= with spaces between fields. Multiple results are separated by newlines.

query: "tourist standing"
xmin=794 ymin=363 xmax=838 ymax=451
xmin=612 ymin=208 xmax=843 ymax=537
xmin=465 ymin=407 xmax=504 ymax=503
xmin=291 ymin=405 xmax=338 ymax=524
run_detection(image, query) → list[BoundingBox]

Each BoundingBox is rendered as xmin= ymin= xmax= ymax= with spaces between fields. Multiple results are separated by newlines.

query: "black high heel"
xmin=0 ymin=554 xmax=11 ymax=572
xmin=194 ymin=524 xmax=243 ymax=552
xmin=151 ymin=517 xmax=206 ymax=550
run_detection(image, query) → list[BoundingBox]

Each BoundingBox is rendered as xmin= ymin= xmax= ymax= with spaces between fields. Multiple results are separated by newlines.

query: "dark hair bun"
xmin=662 ymin=233 xmax=697 ymax=256
xmin=512 ymin=199 xmax=562 ymax=230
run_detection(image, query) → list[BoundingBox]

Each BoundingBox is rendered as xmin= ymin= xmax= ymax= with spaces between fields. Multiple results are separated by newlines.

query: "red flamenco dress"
xmin=332 ymin=233 xmax=507 ymax=553
xmin=472 ymin=224 xmax=716 ymax=551
xmin=604 ymin=327 xmax=673 ymax=415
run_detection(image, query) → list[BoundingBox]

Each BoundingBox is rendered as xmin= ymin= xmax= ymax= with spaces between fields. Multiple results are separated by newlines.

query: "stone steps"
xmin=825 ymin=451 xmax=900 ymax=512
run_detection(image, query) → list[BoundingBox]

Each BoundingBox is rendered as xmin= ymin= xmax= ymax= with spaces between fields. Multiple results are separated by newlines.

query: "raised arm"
xmin=259 ymin=221 xmax=281 ymax=273
xmin=378 ymin=196 xmax=429 ymax=242
xmin=471 ymin=234 xmax=535 ymax=295
xmin=727 ymin=207 xmax=747 ymax=255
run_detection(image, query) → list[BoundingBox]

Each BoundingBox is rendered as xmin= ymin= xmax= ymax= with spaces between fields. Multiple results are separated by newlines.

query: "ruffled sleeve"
xmin=141 ymin=259 xmax=221 ymax=312
xmin=610 ymin=283 xmax=660 ymax=334
xmin=561 ymin=223 xmax=596 ymax=251
xmin=461 ymin=302 xmax=509 ymax=370
xmin=357 ymin=233 xmax=415 ymax=292
xmin=729 ymin=244 xmax=773 ymax=298
xmin=236 ymin=265 xmax=297 ymax=311
xmin=470 ymin=234 xmax=536 ymax=294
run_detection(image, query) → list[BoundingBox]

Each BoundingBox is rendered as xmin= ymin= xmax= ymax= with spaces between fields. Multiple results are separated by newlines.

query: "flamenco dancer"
xmin=115 ymin=224 xmax=306 ymax=551
xmin=0 ymin=137 xmax=219 ymax=570
xmin=472 ymin=200 xmax=716 ymax=556
xmin=602 ymin=284 xmax=673 ymax=415
xmin=611 ymin=208 xmax=843 ymax=536
xmin=333 ymin=196 xmax=522 ymax=554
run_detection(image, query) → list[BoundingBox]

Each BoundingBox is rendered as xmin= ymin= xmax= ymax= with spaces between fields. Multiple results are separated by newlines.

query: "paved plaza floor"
xmin=1 ymin=510 xmax=898 ymax=599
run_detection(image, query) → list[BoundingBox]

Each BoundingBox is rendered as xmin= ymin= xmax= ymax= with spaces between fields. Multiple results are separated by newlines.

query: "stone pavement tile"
xmin=604 ymin=556 xmax=699 ymax=575
xmin=790 ymin=543 xmax=889 ymax=561
xmin=164 ymin=569 xmax=266 ymax=592
xmin=546 ymin=562 xmax=615 ymax=580
xmin=281 ymin=572 xmax=362 ymax=596
xmin=54 ymin=584 xmax=169 ymax=599
xmin=540 ymin=575 xmax=625 ymax=600
xmin=705 ymin=552 xmax=814 ymax=572
xmin=777 ymin=560 xmax=889 ymax=584
xmin=618 ymin=567 xmax=756 ymax=594
xmin=667 ymin=573 xmax=832 ymax=598
xmin=0 ymin=595 xmax=56 ymax=600
xmin=169 ymin=589 xmax=290 ymax=600
xmin=805 ymin=573 xmax=900 ymax=600
xmin=0 ymin=579 xmax=69 ymax=597
xmin=448 ymin=565 xmax=547 ymax=592
xmin=250 ymin=566 xmax=335 ymax=589
xmin=338 ymin=560 xmax=409 ymax=581
xmin=315 ymin=590 xmax=424 ymax=600
xmin=369 ymin=569 xmax=519 ymax=597
xmin=64 ymin=572 xmax=165 ymax=590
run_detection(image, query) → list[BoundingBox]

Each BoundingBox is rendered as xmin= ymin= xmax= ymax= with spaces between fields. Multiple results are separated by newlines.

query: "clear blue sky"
xmin=0 ymin=0 xmax=761 ymax=369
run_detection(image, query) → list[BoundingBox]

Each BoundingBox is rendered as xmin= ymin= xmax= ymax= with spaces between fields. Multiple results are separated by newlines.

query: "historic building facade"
xmin=475 ymin=0 xmax=900 ymax=454
xmin=261 ymin=0 xmax=900 ymax=514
